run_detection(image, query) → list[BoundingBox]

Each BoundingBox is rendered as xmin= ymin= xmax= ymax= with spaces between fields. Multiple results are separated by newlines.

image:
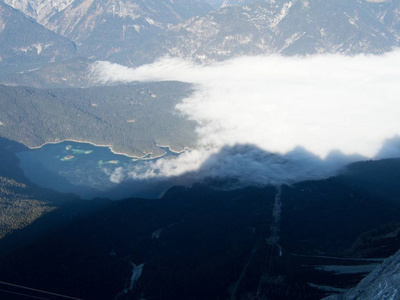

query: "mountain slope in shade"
xmin=1 ymin=157 xmax=400 ymax=299
xmin=0 ymin=2 xmax=76 ymax=70
xmin=133 ymin=0 xmax=398 ymax=63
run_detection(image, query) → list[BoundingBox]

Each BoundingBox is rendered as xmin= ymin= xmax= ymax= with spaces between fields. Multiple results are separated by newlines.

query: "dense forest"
xmin=0 ymin=82 xmax=197 ymax=157
xmin=0 ymin=137 xmax=111 ymax=254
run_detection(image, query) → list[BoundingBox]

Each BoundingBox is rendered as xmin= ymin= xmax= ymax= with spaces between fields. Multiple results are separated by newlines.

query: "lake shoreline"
xmin=25 ymin=139 xmax=188 ymax=160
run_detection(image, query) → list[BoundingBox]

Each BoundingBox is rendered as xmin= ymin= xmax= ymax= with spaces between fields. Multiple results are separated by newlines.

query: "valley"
xmin=1 ymin=0 xmax=400 ymax=299
xmin=17 ymin=140 xmax=182 ymax=199
xmin=1 ymin=159 xmax=400 ymax=299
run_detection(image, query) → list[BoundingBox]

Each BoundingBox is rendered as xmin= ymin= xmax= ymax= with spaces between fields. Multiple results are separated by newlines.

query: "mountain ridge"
xmin=0 ymin=1 xmax=76 ymax=70
xmin=3 ymin=0 xmax=213 ymax=64
xmin=132 ymin=0 xmax=399 ymax=63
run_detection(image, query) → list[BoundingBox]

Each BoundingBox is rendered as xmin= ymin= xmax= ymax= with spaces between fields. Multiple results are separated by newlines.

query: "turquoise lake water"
xmin=17 ymin=141 xmax=179 ymax=199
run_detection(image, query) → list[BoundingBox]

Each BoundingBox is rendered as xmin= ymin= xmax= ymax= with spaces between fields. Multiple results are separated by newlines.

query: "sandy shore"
xmin=26 ymin=139 xmax=188 ymax=160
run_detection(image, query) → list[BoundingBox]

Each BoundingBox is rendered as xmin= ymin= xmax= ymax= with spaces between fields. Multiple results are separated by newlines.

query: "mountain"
xmin=206 ymin=0 xmax=224 ymax=9
xmin=0 ymin=1 xmax=76 ymax=70
xmin=324 ymin=249 xmax=400 ymax=300
xmin=0 ymin=57 xmax=96 ymax=88
xmin=3 ymin=0 xmax=213 ymax=64
xmin=365 ymin=0 xmax=400 ymax=41
xmin=2 ymin=0 xmax=75 ymax=23
xmin=206 ymin=0 xmax=259 ymax=8
xmin=2 ymin=0 xmax=399 ymax=83
xmin=221 ymin=0 xmax=258 ymax=7
xmin=133 ymin=0 xmax=399 ymax=63
xmin=2 ymin=0 xmax=399 ymax=68
xmin=0 ymin=1 xmax=399 ymax=299
xmin=1 ymin=157 xmax=400 ymax=299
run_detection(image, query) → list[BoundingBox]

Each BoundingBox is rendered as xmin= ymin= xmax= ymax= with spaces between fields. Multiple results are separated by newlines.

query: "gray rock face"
xmin=3 ymin=0 xmax=213 ymax=64
xmin=364 ymin=0 xmax=400 ymax=42
xmin=2 ymin=0 xmax=400 ymax=84
xmin=324 ymin=249 xmax=400 ymax=300
xmin=206 ymin=0 xmax=224 ymax=9
xmin=134 ymin=0 xmax=399 ymax=63
xmin=0 ymin=2 xmax=76 ymax=70
xmin=3 ymin=0 xmax=400 ymax=67
xmin=221 ymin=0 xmax=258 ymax=7
xmin=50 ymin=0 xmax=212 ymax=64
xmin=2 ymin=0 xmax=75 ymax=24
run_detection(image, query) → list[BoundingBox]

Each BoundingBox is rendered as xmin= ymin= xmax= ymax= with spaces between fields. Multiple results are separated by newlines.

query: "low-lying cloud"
xmin=91 ymin=51 xmax=400 ymax=186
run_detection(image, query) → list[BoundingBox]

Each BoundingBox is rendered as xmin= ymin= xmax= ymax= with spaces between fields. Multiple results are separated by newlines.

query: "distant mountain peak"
xmin=3 ymin=0 xmax=213 ymax=64
xmin=131 ymin=0 xmax=400 ymax=64
xmin=0 ymin=1 xmax=76 ymax=70
xmin=2 ymin=0 xmax=75 ymax=23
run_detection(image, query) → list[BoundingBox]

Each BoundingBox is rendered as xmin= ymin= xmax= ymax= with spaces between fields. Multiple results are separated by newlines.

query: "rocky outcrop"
xmin=324 ymin=249 xmax=400 ymax=300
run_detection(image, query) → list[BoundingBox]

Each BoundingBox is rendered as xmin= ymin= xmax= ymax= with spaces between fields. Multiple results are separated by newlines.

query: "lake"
xmin=17 ymin=141 xmax=180 ymax=200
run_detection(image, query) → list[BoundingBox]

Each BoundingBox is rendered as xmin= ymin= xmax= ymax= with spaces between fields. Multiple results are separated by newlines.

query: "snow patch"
xmin=13 ymin=44 xmax=45 ymax=54
xmin=128 ymin=263 xmax=144 ymax=292
xmin=315 ymin=264 xmax=379 ymax=275
xmin=269 ymin=1 xmax=293 ymax=29
xmin=35 ymin=44 xmax=42 ymax=55
xmin=344 ymin=12 xmax=359 ymax=29
xmin=0 ymin=19 xmax=5 ymax=33
xmin=145 ymin=17 xmax=155 ymax=25
xmin=114 ymin=262 xmax=144 ymax=299
xmin=133 ymin=24 xmax=140 ymax=33
xmin=151 ymin=228 xmax=163 ymax=239
xmin=106 ymin=2 xmax=140 ymax=20
xmin=76 ymin=0 xmax=94 ymax=13
xmin=282 ymin=32 xmax=304 ymax=49
xmin=302 ymin=1 xmax=310 ymax=9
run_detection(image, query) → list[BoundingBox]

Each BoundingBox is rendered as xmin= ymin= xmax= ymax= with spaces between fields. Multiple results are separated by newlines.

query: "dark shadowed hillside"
xmin=0 ymin=153 xmax=399 ymax=299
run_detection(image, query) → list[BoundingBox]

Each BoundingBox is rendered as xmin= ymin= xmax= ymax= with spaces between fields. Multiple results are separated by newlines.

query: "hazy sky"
xmin=92 ymin=50 xmax=400 ymax=185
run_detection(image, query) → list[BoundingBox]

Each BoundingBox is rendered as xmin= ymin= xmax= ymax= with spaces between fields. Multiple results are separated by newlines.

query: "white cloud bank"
xmin=91 ymin=51 xmax=400 ymax=185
